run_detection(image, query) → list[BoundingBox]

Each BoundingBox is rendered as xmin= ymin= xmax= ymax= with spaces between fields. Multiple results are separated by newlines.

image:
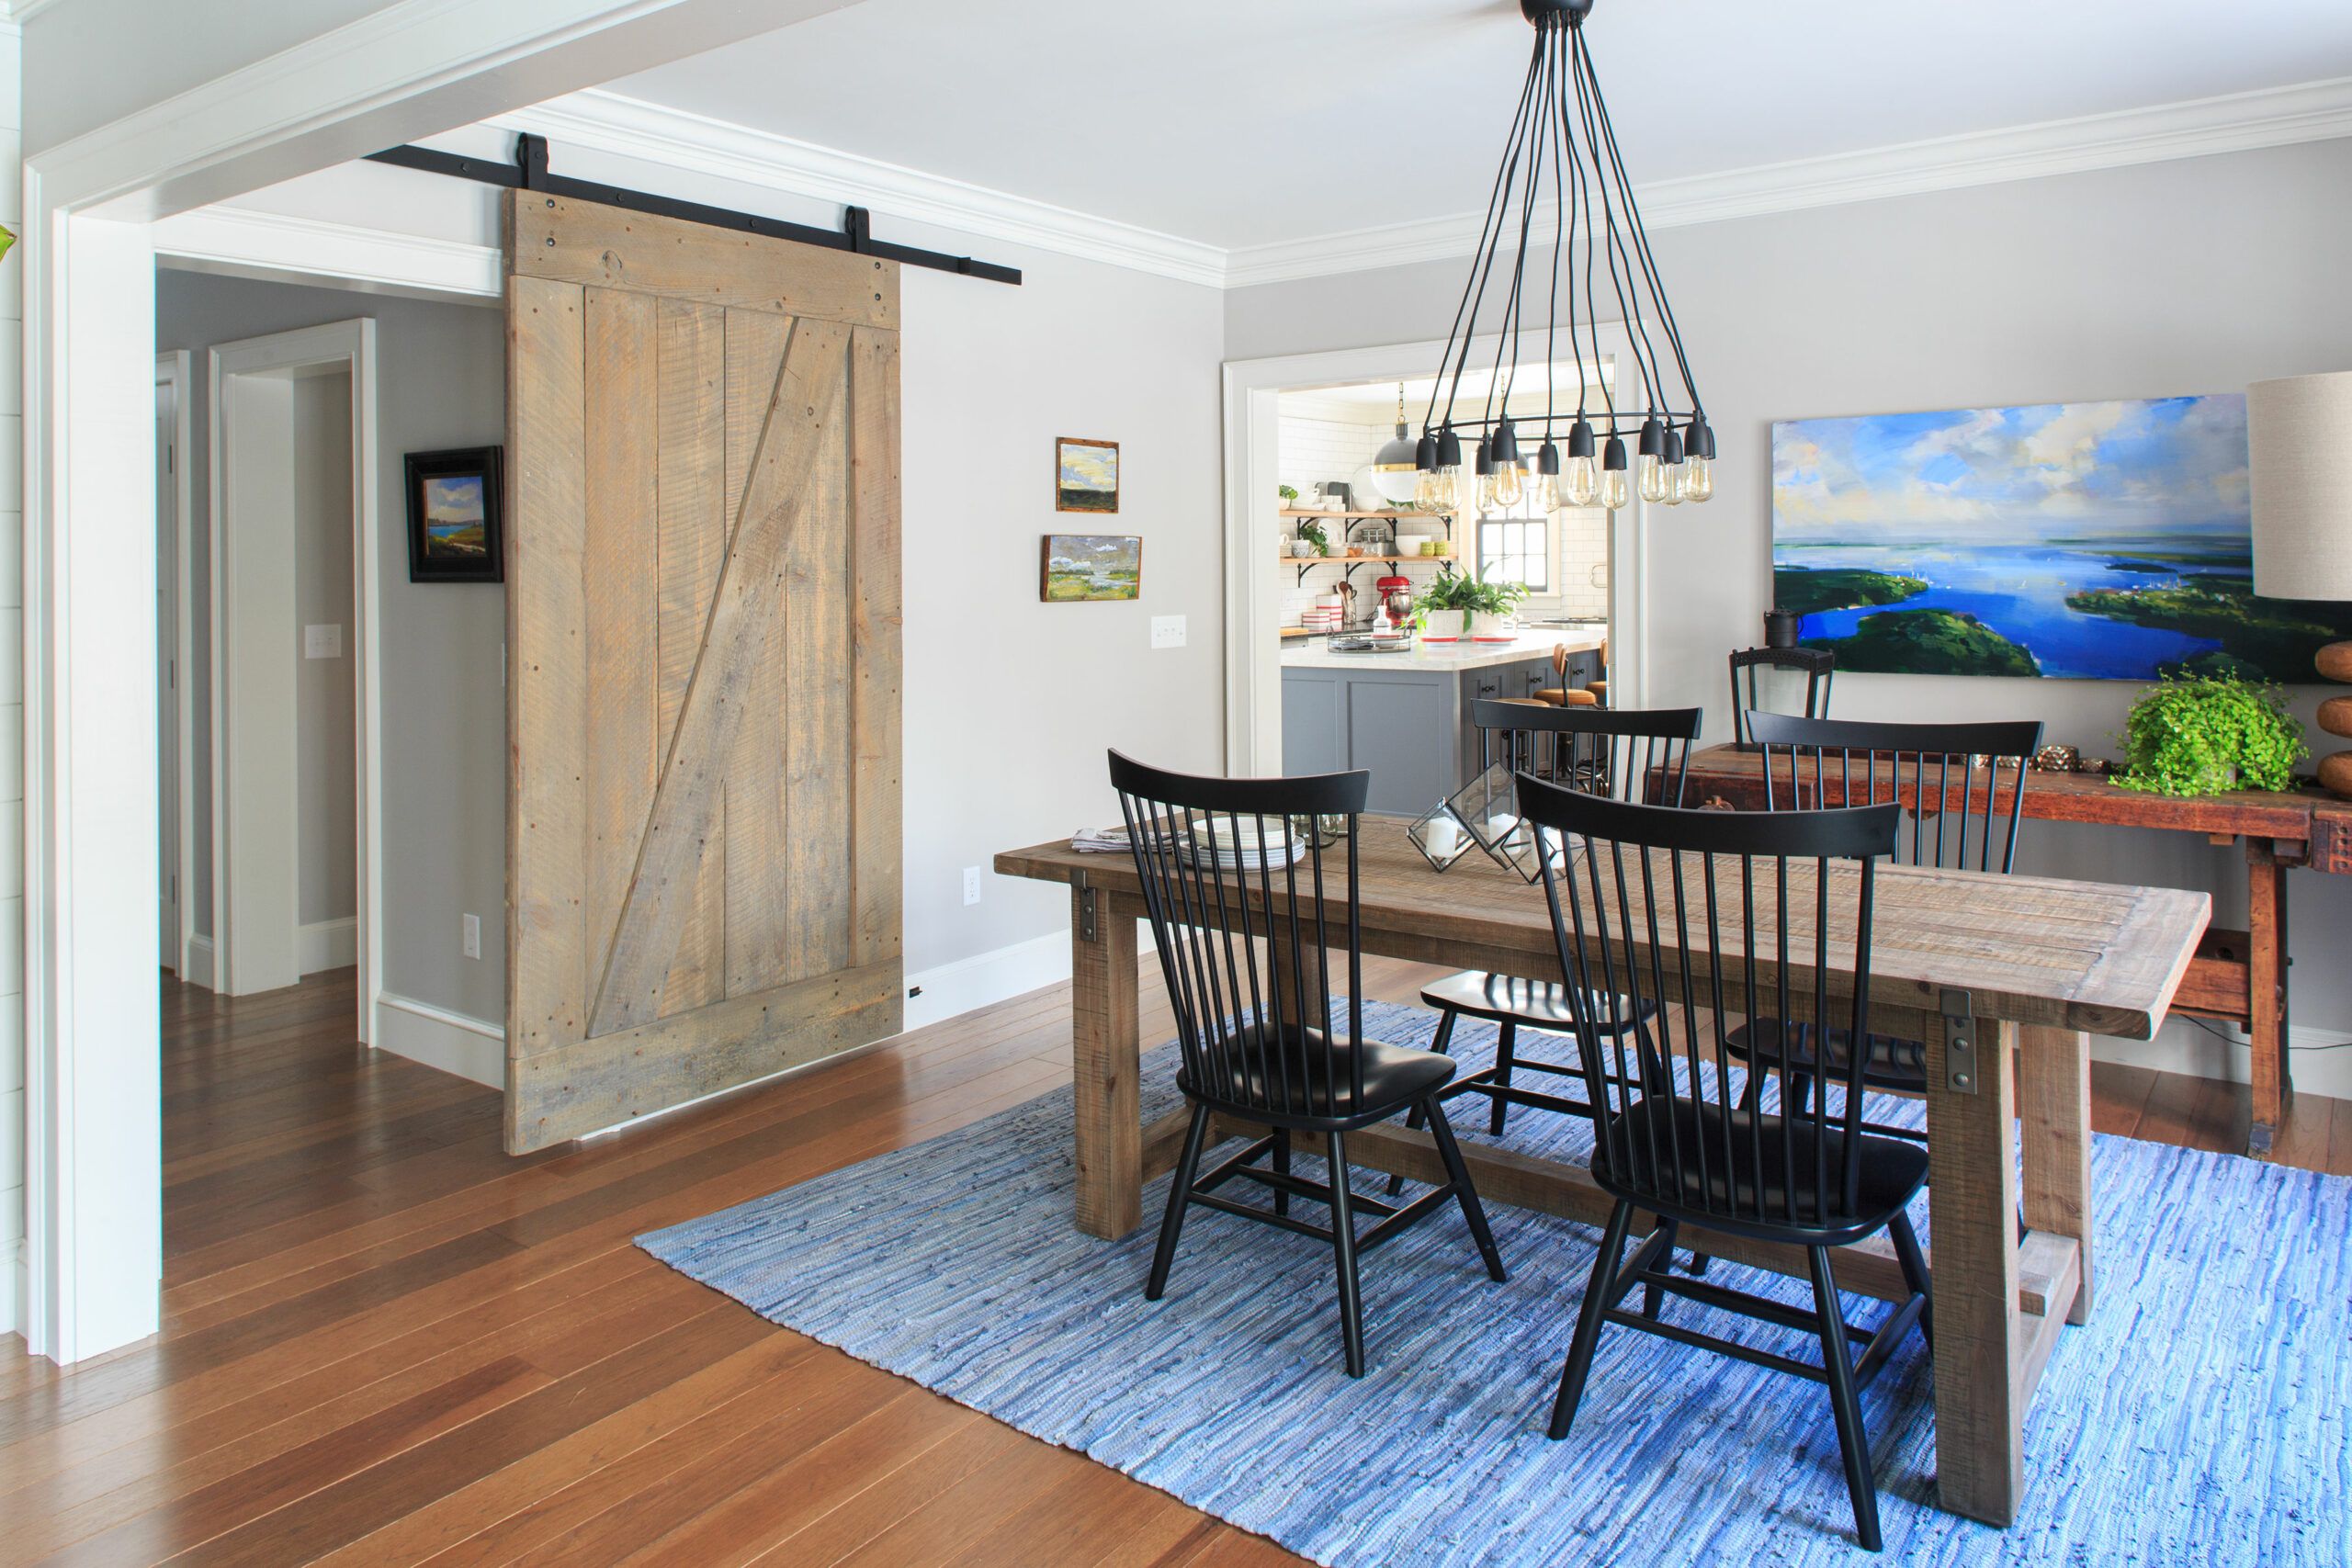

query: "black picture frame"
xmin=404 ymin=446 xmax=505 ymax=583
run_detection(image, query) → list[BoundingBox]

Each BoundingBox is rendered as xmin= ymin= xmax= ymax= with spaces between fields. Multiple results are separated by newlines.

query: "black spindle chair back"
xmin=1522 ymin=784 xmax=1899 ymax=1234
xmin=1746 ymin=713 xmax=2042 ymax=874
xmin=1108 ymin=750 xmax=1367 ymax=1121
xmin=1470 ymin=699 xmax=1702 ymax=806
xmin=1728 ymin=647 xmax=1835 ymax=749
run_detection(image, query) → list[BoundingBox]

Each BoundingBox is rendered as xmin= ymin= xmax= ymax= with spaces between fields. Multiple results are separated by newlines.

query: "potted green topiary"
xmin=1414 ymin=561 xmax=1530 ymax=642
xmin=2115 ymin=675 xmax=2308 ymax=796
xmin=1296 ymin=517 xmax=1333 ymax=558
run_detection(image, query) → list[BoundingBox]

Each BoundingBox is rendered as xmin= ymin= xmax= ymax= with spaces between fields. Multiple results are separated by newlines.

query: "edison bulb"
xmin=1600 ymin=466 xmax=1630 ymax=511
xmin=1414 ymin=468 xmax=1446 ymax=513
xmin=1661 ymin=463 xmax=1687 ymax=506
xmin=1476 ymin=468 xmax=1498 ymax=514
xmin=1637 ymin=453 xmax=1668 ymax=505
xmin=1685 ymin=454 xmax=1713 ymax=502
xmin=1492 ymin=460 xmax=1524 ymax=507
xmin=1563 ymin=456 xmax=1599 ymax=507
xmin=1532 ymin=471 xmax=1560 ymax=513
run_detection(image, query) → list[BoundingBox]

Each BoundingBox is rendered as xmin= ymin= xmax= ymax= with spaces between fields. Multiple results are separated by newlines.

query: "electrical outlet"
xmin=462 ymin=913 xmax=481 ymax=960
xmin=303 ymin=624 xmax=343 ymax=660
xmin=1150 ymin=615 xmax=1187 ymax=649
xmin=963 ymin=866 xmax=982 ymax=906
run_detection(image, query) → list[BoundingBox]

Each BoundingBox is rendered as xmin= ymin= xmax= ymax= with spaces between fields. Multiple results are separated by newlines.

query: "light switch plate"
xmin=1150 ymin=615 xmax=1186 ymax=649
xmin=304 ymin=624 xmax=343 ymax=660
xmin=462 ymin=913 xmax=481 ymax=960
xmin=962 ymin=866 xmax=982 ymax=906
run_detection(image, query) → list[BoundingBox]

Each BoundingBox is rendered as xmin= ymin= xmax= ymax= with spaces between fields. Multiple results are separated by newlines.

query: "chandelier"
xmin=1412 ymin=0 xmax=1712 ymax=518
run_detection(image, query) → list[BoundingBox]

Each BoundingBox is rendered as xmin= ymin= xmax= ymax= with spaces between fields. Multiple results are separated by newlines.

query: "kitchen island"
xmin=1281 ymin=630 xmax=1604 ymax=814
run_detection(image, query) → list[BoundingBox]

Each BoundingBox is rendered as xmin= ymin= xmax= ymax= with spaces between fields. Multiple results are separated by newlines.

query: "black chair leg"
xmin=1389 ymin=1010 xmax=1458 ymax=1198
xmin=1423 ymin=1098 xmax=1505 ymax=1281
xmin=1890 ymin=1209 xmax=1932 ymax=1351
xmin=1272 ymin=1127 xmax=1292 ymax=1219
xmin=1489 ymin=1021 xmax=1518 ymax=1136
xmin=1327 ymin=1132 xmax=1366 ymax=1377
xmin=1145 ymin=1103 xmax=1211 ymax=1302
xmin=1642 ymin=1218 xmax=1679 ymax=1320
xmin=1549 ymin=1198 xmax=1634 ymax=1441
xmin=1806 ymin=1246 xmax=1884 ymax=1552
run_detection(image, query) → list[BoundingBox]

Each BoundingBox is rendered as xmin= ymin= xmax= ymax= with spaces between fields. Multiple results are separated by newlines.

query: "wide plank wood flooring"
xmin=1 ymin=963 xmax=2344 ymax=1565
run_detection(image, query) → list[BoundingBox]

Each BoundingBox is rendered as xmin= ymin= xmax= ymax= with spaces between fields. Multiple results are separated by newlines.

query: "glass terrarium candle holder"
xmin=1407 ymin=801 xmax=1478 ymax=872
xmin=1448 ymin=761 xmax=1528 ymax=863
xmin=1289 ymin=813 xmax=1352 ymax=850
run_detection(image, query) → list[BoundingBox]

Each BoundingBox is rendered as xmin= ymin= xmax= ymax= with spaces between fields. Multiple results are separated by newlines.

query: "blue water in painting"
xmin=1778 ymin=542 xmax=2235 ymax=680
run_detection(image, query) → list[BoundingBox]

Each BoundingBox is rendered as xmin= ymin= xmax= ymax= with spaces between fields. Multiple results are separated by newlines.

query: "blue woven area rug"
xmin=639 ymin=999 xmax=2351 ymax=1565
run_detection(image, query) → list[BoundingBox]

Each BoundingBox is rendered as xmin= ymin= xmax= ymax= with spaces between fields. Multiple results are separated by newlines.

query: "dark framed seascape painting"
xmin=1770 ymin=396 xmax=2352 ymax=681
xmin=404 ymin=446 xmax=505 ymax=583
xmin=1055 ymin=436 xmax=1119 ymax=513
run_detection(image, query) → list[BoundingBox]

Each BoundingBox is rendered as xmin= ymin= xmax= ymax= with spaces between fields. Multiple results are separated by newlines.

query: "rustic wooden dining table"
xmin=997 ymin=818 xmax=2211 ymax=1528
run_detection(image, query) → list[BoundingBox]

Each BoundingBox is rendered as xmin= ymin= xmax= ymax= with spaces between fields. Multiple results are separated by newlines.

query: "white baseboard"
xmin=183 ymin=935 xmax=215 ymax=989
xmin=2097 ymin=1016 xmax=2352 ymax=1101
xmin=903 ymin=929 xmax=1106 ymax=1032
xmin=3 ymin=1238 xmax=22 ymax=1342
xmin=374 ymin=991 xmax=503 ymax=1089
xmin=299 ymin=917 xmax=357 ymax=976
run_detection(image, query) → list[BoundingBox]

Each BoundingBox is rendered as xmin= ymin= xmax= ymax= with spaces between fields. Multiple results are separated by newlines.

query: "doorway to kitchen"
xmin=1221 ymin=331 xmax=1653 ymax=793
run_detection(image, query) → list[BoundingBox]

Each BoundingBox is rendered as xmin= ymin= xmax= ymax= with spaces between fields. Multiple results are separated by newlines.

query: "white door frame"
xmin=156 ymin=352 xmax=194 ymax=980
xmin=24 ymin=0 xmax=865 ymax=1366
xmin=206 ymin=321 xmax=381 ymax=1038
xmin=1220 ymin=327 xmax=1657 ymax=773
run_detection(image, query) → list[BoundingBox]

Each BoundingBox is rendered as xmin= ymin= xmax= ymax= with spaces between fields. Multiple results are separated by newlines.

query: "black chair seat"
xmin=1178 ymin=1026 xmax=1455 ymax=1128
xmin=1596 ymin=1097 xmax=1930 ymax=1246
xmin=1725 ymin=1019 xmax=1927 ymax=1093
xmin=1419 ymin=970 xmax=1656 ymax=1035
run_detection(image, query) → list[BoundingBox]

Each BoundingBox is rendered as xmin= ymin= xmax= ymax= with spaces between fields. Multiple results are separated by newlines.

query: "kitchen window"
xmin=1476 ymin=491 xmax=1610 ymax=616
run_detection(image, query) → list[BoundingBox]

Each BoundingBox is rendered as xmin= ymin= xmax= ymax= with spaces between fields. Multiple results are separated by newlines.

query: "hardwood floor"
xmin=1 ymin=963 xmax=2344 ymax=1565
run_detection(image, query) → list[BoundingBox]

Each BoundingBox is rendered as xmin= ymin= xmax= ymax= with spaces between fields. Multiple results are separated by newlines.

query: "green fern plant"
xmin=2115 ymin=675 xmax=2306 ymax=796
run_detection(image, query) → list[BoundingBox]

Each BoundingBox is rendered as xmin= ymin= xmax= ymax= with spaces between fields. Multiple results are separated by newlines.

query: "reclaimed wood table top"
xmin=1679 ymin=743 xmax=2321 ymax=840
xmin=998 ymin=818 xmax=2211 ymax=1041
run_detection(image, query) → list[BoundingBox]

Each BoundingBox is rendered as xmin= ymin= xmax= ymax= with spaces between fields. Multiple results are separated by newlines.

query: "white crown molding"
xmin=1222 ymin=74 xmax=2352 ymax=288
xmin=497 ymin=87 xmax=1228 ymax=289
xmin=151 ymin=204 xmax=503 ymax=299
xmin=0 ymin=0 xmax=72 ymax=21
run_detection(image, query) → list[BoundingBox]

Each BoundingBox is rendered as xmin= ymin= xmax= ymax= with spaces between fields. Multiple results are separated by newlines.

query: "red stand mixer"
xmin=1376 ymin=575 xmax=1414 ymax=633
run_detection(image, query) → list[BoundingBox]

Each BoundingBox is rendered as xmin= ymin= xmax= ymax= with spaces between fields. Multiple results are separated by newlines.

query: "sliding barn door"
xmin=503 ymin=191 xmax=902 ymax=1152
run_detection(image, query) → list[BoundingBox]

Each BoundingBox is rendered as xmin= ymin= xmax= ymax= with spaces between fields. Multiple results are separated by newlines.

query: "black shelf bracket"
xmin=367 ymin=133 xmax=1022 ymax=287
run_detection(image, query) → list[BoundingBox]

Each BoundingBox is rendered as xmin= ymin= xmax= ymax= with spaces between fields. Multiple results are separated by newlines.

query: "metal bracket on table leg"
xmin=1073 ymin=875 xmax=1099 ymax=943
xmin=1941 ymin=987 xmax=1978 ymax=1095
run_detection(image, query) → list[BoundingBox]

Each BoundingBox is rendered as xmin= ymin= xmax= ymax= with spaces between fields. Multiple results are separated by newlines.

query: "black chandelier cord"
xmin=1486 ymin=34 xmax=1553 ymax=435
xmin=1557 ymin=20 xmax=1607 ymax=427
xmin=1543 ymin=22 xmax=1567 ymax=438
xmin=1425 ymin=34 xmax=1548 ymax=440
xmin=1569 ymin=23 xmax=1665 ymax=427
xmin=1580 ymin=32 xmax=1704 ymax=421
xmin=1462 ymin=67 xmax=1544 ymax=436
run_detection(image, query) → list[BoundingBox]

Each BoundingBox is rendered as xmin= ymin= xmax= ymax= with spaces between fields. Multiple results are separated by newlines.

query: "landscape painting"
xmin=1056 ymin=436 xmax=1120 ymax=513
xmin=1041 ymin=534 xmax=1141 ymax=602
xmin=403 ymin=446 xmax=504 ymax=583
xmin=1771 ymin=396 xmax=2352 ymax=681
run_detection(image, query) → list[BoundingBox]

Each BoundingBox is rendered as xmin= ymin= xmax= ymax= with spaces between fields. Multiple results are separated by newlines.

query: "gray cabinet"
xmin=1283 ymin=651 xmax=1600 ymax=816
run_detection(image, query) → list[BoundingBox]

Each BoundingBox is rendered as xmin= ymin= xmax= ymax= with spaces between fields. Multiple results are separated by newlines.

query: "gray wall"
xmin=1227 ymin=137 xmax=2352 ymax=1084
xmin=292 ymin=375 xmax=356 ymax=929
xmin=156 ymin=268 xmax=508 ymax=1023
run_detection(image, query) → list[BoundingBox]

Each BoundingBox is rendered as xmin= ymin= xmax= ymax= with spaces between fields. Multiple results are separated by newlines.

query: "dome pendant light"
xmin=1370 ymin=384 xmax=1423 ymax=505
xmin=1408 ymin=0 xmax=1713 ymax=511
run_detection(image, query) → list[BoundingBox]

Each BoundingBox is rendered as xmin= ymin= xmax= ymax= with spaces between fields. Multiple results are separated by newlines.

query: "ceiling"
xmin=610 ymin=0 xmax=2352 ymax=252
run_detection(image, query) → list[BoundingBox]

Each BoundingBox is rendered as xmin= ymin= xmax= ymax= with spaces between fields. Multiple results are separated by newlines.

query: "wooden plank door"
xmin=503 ymin=191 xmax=902 ymax=1152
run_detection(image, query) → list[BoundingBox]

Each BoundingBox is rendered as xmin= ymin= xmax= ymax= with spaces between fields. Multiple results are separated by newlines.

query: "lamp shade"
xmin=2249 ymin=370 xmax=2352 ymax=602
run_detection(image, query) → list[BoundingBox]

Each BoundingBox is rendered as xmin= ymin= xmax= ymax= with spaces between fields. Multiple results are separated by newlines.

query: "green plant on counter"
xmin=1278 ymin=485 xmax=1299 ymax=504
xmin=2115 ymin=675 xmax=2307 ymax=796
xmin=1412 ymin=560 xmax=1530 ymax=616
xmin=1296 ymin=517 xmax=1332 ymax=557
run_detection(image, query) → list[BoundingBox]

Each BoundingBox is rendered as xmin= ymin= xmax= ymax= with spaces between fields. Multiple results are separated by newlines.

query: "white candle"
xmin=1427 ymin=816 xmax=1461 ymax=858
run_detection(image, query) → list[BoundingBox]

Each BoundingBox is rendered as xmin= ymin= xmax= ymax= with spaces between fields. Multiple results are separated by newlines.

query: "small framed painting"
xmin=1055 ymin=436 xmax=1120 ymax=513
xmin=404 ymin=446 xmax=505 ymax=583
xmin=1042 ymin=535 xmax=1142 ymax=602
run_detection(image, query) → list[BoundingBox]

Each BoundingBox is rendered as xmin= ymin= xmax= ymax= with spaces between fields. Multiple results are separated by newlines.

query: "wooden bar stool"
xmin=1532 ymin=643 xmax=1599 ymax=707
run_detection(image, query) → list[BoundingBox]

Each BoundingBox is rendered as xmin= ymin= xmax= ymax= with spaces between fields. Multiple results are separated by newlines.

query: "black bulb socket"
xmin=1686 ymin=418 xmax=1715 ymax=461
xmin=1663 ymin=429 xmax=1685 ymax=466
xmin=1566 ymin=419 xmax=1596 ymax=460
xmin=1536 ymin=440 xmax=1561 ymax=476
xmin=1415 ymin=433 xmax=1438 ymax=471
xmin=1492 ymin=420 xmax=1521 ymax=466
xmin=1437 ymin=425 xmax=1463 ymax=469
xmin=1601 ymin=436 xmax=1628 ymax=473
xmin=1637 ymin=415 xmax=1665 ymax=457
xmin=1475 ymin=435 xmax=1495 ymax=476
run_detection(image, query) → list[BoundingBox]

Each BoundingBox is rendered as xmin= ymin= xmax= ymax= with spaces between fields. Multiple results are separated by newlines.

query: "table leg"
xmin=1926 ymin=1000 xmax=2023 ymax=1526
xmin=2016 ymin=1023 xmax=2093 ymax=1325
xmin=1070 ymin=881 xmax=1141 ymax=1239
xmin=2245 ymin=840 xmax=2292 ymax=1158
